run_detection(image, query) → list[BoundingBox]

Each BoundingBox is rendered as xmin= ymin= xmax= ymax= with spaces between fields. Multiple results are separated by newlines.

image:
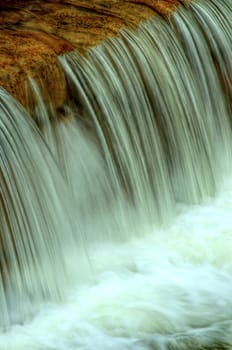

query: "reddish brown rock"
xmin=0 ymin=29 xmax=71 ymax=109
xmin=0 ymin=0 xmax=181 ymax=110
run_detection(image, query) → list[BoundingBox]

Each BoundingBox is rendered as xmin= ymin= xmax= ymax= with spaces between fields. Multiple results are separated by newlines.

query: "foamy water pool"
xmin=1 ymin=175 xmax=232 ymax=350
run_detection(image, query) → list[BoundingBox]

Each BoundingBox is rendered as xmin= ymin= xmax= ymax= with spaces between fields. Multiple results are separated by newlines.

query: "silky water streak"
xmin=0 ymin=89 xmax=77 ymax=326
xmin=0 ymin=0 xmax=232 ymax=348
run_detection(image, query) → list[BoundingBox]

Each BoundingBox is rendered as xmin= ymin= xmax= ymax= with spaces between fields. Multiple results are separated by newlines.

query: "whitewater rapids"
xmin=1 ymin=170 xmax=232 ymax=350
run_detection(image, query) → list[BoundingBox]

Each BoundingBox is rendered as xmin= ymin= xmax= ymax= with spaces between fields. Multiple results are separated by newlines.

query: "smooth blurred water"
xmin=0 ymin=0 xmax=232 ymax=348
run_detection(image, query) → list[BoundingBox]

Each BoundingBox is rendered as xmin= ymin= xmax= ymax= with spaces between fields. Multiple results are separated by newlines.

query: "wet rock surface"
xmin=0 ymin=0 xmax=180 ymax=109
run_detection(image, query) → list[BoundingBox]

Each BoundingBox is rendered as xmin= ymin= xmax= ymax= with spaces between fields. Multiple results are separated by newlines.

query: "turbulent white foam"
xmin=1 ymin=172 xmax=232 ymax=350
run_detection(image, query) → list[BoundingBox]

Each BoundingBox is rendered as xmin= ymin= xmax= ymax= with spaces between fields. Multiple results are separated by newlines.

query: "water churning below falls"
xmin=0 ymin=0 xmax=232 ymax=348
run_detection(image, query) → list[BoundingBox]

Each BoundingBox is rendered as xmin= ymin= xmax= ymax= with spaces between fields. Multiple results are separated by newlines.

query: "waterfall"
xmin=0 ymin=88 xmax=76 ymax=325
xmin=60 ymin=0 xmax=232 ymax=218
xmin=0 ymin=0 xmax=232 ymax=348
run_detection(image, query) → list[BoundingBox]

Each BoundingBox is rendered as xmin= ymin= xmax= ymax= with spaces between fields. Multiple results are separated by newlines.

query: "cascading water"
xmin=0 ymin=0 xmax=232 ymax=348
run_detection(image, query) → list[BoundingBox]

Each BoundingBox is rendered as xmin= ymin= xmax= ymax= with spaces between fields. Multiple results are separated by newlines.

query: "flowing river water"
xmin=0 ymin=0 xmax=232 ymax=348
